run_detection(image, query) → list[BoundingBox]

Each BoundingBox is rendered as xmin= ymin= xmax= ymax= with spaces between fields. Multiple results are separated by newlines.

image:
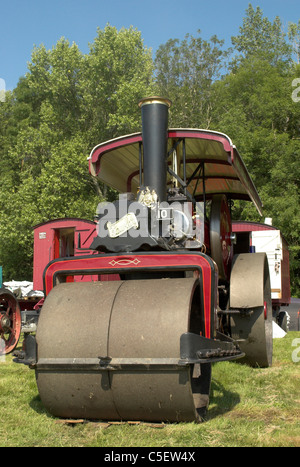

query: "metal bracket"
xmin=13 ymin=334 xmax=37 ymax=367
xmin=217 ymin=309 xmax=254 ymax=316
xmin=14 ymin=331 xmax=244 ymax=371
xmin=179 ymin=332 xmax=244 ymax=364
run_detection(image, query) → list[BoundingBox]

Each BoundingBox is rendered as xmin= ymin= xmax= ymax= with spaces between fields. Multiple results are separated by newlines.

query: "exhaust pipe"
xmin=138 ymin=97 xmax=171 ymax=202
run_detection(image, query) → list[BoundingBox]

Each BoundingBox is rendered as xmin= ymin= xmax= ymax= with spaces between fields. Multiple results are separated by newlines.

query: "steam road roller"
xmin=15 ymin=97 xmax=273 ymax=422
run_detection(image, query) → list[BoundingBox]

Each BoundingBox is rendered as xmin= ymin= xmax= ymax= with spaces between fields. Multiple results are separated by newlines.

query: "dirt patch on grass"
xmin=226 ymin=407 xmax=300 ymax=424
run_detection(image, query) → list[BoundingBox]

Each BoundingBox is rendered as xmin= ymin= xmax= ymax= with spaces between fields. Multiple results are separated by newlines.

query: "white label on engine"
xmin=107 ymin=213 xmax=139 ymax=238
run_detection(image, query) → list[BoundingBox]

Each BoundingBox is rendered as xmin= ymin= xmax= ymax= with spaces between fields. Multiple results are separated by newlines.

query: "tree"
xmin=0 ymin=26 xmax=154 ymax=281
xmin=288 ymin=20 xmax=300 ymax=64
xmin=81 ymin=24 xmax=154 ymax=144
xmin=26 ymin=39 xmax=85 ymax=137
xmin=231 ymin=4 xmax=292 ymax=67
xmin=154 ymin=31 xmax=229 ymax=128
xmin=211 ymin=6 xmax=300 ymax=294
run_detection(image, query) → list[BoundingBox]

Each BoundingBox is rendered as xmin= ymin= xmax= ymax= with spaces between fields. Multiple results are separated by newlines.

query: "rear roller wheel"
xmin=230 ymin=253 xmax=273 ymax=367
xmin=35 ymin=278 xmax=211 ymax=422
xmin=0 ymin=288 xmax=22 ymax=355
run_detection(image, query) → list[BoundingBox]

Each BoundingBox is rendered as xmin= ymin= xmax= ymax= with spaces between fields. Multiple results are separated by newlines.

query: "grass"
xmin=0 ymin=332 xmax=299 ymax=447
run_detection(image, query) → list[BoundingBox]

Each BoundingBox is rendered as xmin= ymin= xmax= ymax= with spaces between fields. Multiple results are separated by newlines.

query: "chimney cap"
xmin=138 ymin=96 xmax=172 ymax=108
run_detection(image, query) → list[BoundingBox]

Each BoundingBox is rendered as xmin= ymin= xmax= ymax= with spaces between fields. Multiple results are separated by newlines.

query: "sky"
xmin=0 ymin=0 xmax=300 ymax=91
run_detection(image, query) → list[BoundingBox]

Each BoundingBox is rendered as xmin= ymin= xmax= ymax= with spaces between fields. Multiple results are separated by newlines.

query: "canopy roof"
xmin=88 ymin=129 xmax=263 ymax=215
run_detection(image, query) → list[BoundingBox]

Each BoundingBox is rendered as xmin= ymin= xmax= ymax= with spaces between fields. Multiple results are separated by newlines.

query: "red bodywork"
xmin=43 ymin=251 xmax=217 ymax=339
xmin=33 ymin=218 xmax=97 ymax=291
xmin=32 ymin=218 xmax=217 ymax=340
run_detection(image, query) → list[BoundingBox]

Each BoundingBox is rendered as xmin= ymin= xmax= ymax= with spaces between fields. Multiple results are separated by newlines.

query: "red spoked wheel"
xmin=0 ymin=288 xmax=22 ymax=355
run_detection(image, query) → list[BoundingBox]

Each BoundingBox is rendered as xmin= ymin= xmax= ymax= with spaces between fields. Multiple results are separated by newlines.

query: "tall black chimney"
xmin=138 ymin=97 xmax=171 ymax=202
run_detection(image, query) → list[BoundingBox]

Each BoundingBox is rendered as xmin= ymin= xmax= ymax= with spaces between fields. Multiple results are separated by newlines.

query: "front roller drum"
xmin=35 ymin=278 xmax=211 ymax=422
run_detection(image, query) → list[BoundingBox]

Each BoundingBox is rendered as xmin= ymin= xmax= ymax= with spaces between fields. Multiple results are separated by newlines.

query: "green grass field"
xmin=0 ymin=332 xmax=299 ymax=447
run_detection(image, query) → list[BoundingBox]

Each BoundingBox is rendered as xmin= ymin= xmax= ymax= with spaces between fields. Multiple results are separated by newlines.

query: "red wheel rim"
xmin=264 ymin=301 xmax=268 ymax=320
xmin=0 ymin=291 xmax=22 ymax=355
